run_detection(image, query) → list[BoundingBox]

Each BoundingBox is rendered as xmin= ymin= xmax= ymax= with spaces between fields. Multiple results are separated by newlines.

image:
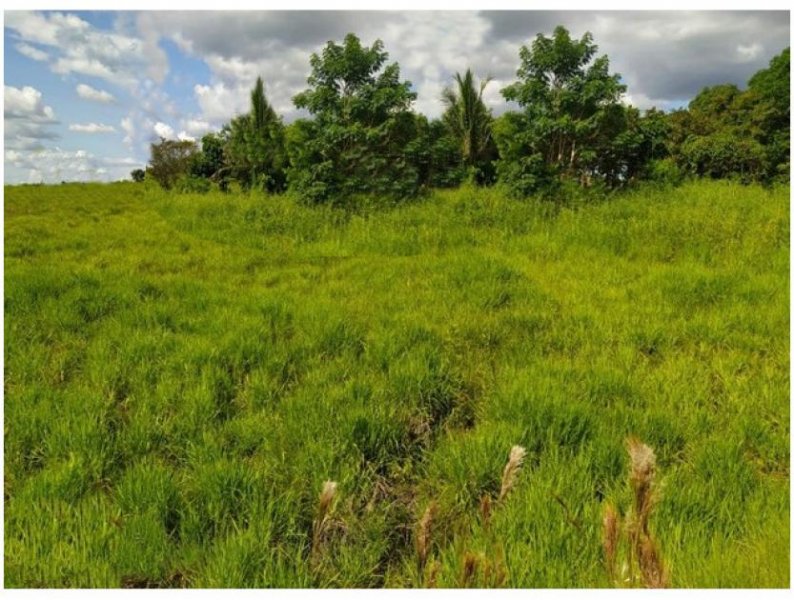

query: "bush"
xmin=147 ymin=138 xmax=199 ymax=190
xmin=646 ymin=158 xmax=684 ymax=186
xmin=680 ymin=132 xmax=766 ymax=182
xmin=176 ymin=175 xmax=211 ymax=194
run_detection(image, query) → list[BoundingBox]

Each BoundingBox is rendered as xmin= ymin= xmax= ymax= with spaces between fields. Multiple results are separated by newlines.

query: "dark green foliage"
xmin=130 ymin=169 xmax=145 ymax=183
xmin=146 ymin=138 xmax=199 ymax=190
xmin=176 ymin=175 xmax=212 ymax=194
xmin=665 ymin=48 xmax=790 ymax=184
xmin=680 ymin=132 xmax=766 ymax=181
xmin=407 ymin=116 xmax=468 ymax=189
xmin=190 ymin=133 xmax=226 ymax=181
xmin=224 ymin=77 xmax=287 ymax=192
xmin=441 ymin=69 xmax=498 ymax=184
xmin=497 ymin=26 xmax=628 ymax=197
xmin=288 ymin=34 xmax=421 ymax=204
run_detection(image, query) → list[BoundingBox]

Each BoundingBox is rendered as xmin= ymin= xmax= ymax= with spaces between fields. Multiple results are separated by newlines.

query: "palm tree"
xmin=441 ymin=69 xmax=497 ymax=181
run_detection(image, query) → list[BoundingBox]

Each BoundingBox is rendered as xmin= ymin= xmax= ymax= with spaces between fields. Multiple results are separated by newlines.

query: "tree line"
xmin=137 ymin=27 xmax=790 ymax=203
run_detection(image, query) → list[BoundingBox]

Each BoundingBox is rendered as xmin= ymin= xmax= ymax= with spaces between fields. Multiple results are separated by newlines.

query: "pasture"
xmin=3 ymin=180 xmax=789 ymax=587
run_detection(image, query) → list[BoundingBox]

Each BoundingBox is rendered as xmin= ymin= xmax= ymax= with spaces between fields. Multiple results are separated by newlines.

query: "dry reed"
xmin=498 ymin=445 xmax=527 ymax=502
xmin=416 ymin=502 xmax=437 ymax=571
xmin=311 ymin=480 xmax=337 ymax=563
xmin=602 ymin=503 xmax=619 ymax=585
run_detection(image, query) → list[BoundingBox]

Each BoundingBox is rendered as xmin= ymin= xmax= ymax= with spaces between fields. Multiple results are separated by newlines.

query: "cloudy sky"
xmin=4 ymin=10 xmax=790 ymax=184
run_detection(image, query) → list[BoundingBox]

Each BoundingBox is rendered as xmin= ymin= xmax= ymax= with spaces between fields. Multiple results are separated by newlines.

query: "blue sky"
xmin=4 ymin=10 xmax=790 ymax=184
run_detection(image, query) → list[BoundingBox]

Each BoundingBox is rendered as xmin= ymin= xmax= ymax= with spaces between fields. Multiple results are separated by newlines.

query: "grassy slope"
xmin=4 ymin=180 xmax=789 ymax=588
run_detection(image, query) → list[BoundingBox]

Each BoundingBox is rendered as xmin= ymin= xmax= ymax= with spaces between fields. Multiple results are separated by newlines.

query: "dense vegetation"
xmin=4 ymin=179 xmax=789 ymax=587
xmin=143 ymin=28 xmax=789 ymax=203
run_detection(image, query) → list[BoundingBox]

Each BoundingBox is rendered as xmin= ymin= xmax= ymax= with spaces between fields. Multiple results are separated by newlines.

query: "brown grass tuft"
xmin=602 ymin=503 xmax=620 ymax=584
xmin=627 ymin=437 xmax=656 ymax=535
xmin=638 ymin=534 xmax=667 ymax=588
xmin=498 ymin=445 xmax=527 ymax=502
xmin=311 ymin=480 xmax=337 ymax=563
xmin=416 ymin=502 xmax=437 ymax=570
xmin=460 ymin=552 xmax=479 ymax=588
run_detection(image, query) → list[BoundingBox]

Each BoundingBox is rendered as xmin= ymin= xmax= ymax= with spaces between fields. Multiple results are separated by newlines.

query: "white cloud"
xmin=69 ymin=122 xmax=117 ymax=133
xmin=153 ymin=121 xmax=175 ymax=139
xmin=120 ymin=116 xmax=135 ymax=145
xmin=5 ymin=85 xmax=57 ymax=121
xmin=183 ymin=119 xmax=213 ymax=136
xmin=177 ymin=131 xmax=195 ymax=142
xmin=4 ymin=147 xmax=143 ymax=183
xmin=15 ymin=42 xmax=48 ymax=62
xmin=76 ymin=83 xmax=116 ymax=104
xmin=5 ymin=10 xmax=168 ymax=91
xmin=737 ymin=43 xmax=763 ymax=63
xmin=4 ymin=85 xmax=59 ymax=150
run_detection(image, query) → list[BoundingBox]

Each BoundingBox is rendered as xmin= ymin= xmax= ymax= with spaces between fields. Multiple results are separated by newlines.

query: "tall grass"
xmin=4 ymin=180 xmax=789 ymax=587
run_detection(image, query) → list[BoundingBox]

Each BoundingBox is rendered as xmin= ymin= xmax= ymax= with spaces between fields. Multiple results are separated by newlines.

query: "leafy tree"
xmin=496 ymin=26 xmax=628 ymax=197
xmin=130 ymin=168 xmax=145 ymax=183
xmin=680 ymin=131 xmax=765 ymax=181
xmin=746 ymin=47 xmax=790 ymax=181
xmin=665 ymin=47 xmax=789 ymax=183
xmin=147 ymin=138 xmax=199 ymax=190
xmin=190 ymin=132 xmax=225 ymax=180
xmin=288 ymin=33 xmax=421 ymax=204
xmin=407 ymin=115 xmax=468 ymax=189
xmin=441 ymin=69 xmax=498 ymax=184
xmin=224 ymin=77 xmax=287 ymax=192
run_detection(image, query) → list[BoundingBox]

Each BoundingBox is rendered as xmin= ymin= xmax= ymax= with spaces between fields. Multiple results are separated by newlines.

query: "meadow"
xmin=3 ymin=180 xmax=789 ymax=587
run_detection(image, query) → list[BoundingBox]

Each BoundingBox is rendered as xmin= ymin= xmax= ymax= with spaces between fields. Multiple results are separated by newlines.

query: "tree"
xmin=190 ymin=132 xmax=225 ymax=180
xmin=407 ymin=115 xmax=468 ymax=189
xmin=746 ymin=47 xmax=790 ymax=181
xmin=147 ymin=138 xmax=199 ymax=189
xmin=664 ymin=47 xmax=789 ymax=183
xmin=441 ymin=69 xmax=498 ymax=184
xmin=130 ymin=168 xmax=145 ymax=183
xmin=288 ymin=33 xmax=421 ymax=204
xmin=496 ymin=26 xmax=628 ymax=196
xmin=224 ymin=77 xmax=287 ymax=192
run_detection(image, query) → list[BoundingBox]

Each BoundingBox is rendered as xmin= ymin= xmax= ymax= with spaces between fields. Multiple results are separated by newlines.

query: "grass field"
xmin=3 ymin=180 xmax=789 ymax=588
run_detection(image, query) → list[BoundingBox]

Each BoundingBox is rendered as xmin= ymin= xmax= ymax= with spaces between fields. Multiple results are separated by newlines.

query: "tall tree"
xmin=496 ymin=26 xmax=627 ymax=196
xmin=441 ymin=69 xmax=497 ymax=183
xmin=288 ymin=33 xmax=420 ymax=204
xmin=225 ymin=76 xmax=286 ymax=192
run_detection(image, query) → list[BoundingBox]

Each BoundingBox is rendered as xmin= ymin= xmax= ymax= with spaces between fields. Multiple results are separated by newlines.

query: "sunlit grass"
xmin=4 ymin=180 xmax=789 ymax=587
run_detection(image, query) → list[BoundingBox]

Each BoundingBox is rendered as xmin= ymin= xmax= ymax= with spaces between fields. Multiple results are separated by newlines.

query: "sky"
xmin=3 ymin=10 xmax=790 ymax=184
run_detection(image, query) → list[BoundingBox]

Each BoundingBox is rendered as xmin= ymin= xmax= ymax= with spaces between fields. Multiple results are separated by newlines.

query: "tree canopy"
xmin=288 ymin=33 xmax=421 ymax=204
xmin=146 ymin=30 xmax=789 ymax=200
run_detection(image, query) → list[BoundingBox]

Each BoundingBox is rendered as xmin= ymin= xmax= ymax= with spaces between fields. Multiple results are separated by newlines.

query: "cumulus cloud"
xmin=5 ymin=10 xmax=168 ymax=90
xmin=153 ymin=121 xmax=175 ymax=139
xmin=76 ymin=83 xmax=116 ymax=104
xmin=120 ymin=116 xmax=135 ymax=145
xmin=5 ymin=85 xmax=60 ymax=150
xmin=478 ymin=10 xmax=789 ymax=108
xmin=5 ymin=147 xmax=143 ymax=183
xmin=182 ymin=119 xmax=213 ymax=136
xmin=4 ymin=10 xmax=790 ymax=184
xmin=15 ymin=42 xmax=48 ymax=62
xmin=69 ymin=122 xmax=117 ymax=133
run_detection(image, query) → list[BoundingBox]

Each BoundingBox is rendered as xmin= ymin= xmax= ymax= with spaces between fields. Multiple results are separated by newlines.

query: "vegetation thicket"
xmin=141 ymin=28 xmax=789 ymax=201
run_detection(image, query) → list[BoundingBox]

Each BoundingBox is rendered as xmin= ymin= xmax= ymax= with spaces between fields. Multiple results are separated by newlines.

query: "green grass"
xmin=4 ymin=179 xmax=789 ymax=588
